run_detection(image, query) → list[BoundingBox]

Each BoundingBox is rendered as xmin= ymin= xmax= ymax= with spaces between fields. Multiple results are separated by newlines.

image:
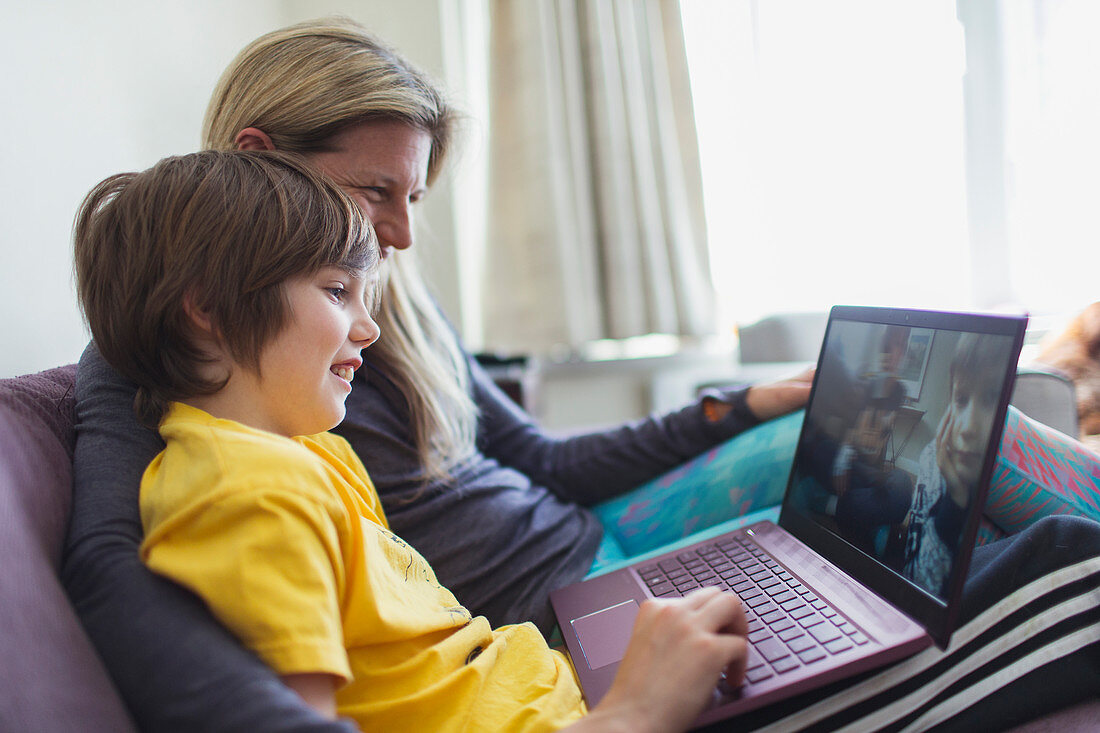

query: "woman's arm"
xmin=473 ymin=353 xmax=810 ymax=505
xmin=61 ymin=343 xmax=355 ymax=733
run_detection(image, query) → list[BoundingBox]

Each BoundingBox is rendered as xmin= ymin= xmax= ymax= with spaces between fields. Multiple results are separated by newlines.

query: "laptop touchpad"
xmin=571 ymin=599 xmax=640 ymax=670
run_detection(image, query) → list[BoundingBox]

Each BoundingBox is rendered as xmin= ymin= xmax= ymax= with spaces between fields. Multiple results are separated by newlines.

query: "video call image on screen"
xmin=787 ymin=320 xmax=1014 ymax=601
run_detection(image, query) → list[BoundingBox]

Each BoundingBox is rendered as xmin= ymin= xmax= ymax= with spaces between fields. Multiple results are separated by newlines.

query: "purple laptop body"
xmin=551 ymin=522 xmax=930 ymax=725
xmin=550 ymin=306 xmax=1027 ymax=729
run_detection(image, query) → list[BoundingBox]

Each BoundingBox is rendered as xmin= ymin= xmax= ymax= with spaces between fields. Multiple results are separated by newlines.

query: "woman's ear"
xmin=234 ymin=127 xmax=277 ymax=151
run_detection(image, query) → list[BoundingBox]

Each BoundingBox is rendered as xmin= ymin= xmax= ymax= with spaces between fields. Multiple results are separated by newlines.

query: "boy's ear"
xmin=234 ymin=127 xmax=277 ymax=151
xmin=181 ymin=292 xmax=233 ymax=381
xmin=182 ymin=291 xmax=217 ymax=336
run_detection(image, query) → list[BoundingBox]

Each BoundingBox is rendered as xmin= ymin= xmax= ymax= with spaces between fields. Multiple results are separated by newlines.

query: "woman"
xmin=209 ymin=18 xmax=812 ymax=633
xmin=64 ymin=17 xmax=1100 ymax=733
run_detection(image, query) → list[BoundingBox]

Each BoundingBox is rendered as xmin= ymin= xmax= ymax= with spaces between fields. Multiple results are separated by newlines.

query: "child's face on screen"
xmin=935 ymin=374 xmax=999 ymax=493
xmin=241 ymin=266 xmax=379 ymax=437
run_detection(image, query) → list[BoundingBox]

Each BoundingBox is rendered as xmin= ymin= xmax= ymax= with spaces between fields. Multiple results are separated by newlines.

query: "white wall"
xmin=0 ymin=0 xmax=466 ymax=377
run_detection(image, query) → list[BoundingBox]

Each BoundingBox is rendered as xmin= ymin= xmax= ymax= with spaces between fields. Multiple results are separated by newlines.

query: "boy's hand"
xmin=579 ymin=588 xmax=748 ymax=733
xmin=745 ymin=368 xmax=815 ymax=422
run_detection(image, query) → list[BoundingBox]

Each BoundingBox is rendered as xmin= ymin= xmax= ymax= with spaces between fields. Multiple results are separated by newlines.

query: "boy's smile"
xmin=331 ymin=364 xmax=357 ymax=383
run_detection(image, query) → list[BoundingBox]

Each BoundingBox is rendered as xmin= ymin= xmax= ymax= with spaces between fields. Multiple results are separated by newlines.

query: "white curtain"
xmin=483 ymin=0 xmax=715 ymax=353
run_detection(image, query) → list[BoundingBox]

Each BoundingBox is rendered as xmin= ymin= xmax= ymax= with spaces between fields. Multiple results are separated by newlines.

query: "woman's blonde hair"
xmin=203 ymin=17 xmax=477 ymax=479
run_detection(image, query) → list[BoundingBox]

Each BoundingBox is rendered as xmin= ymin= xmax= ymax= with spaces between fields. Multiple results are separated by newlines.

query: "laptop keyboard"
xmin=635 ymin=534 xmax=870 ymax=686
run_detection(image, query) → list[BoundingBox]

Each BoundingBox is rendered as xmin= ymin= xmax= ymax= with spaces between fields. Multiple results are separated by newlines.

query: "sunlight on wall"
xmin=0 ymin=0 xmax=456 ymax=378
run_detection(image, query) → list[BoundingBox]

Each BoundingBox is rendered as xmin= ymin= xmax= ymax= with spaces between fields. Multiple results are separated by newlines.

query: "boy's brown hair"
xmin=74 ymin=150 xmax=378 ymax=427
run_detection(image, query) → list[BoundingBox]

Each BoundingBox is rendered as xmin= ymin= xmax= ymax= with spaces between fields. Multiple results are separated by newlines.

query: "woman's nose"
xmin=374 ymin=203 xmax=414 ymax=251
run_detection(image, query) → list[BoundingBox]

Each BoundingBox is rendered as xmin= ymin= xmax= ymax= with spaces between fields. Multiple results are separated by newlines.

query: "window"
xmin=682 ymin=0 xmax=1099 ymax=330
xmin=1000 ymin=0 xmax=1100 ymax=317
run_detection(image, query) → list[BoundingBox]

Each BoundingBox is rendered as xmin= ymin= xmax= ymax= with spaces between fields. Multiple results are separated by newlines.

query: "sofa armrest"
xmin=0 ymin=367 xmax=137 ymax=732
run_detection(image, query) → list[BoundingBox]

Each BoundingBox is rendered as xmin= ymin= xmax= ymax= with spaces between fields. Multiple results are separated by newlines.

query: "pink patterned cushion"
xmin=985 ymin=407 xmax=1100 ymax=535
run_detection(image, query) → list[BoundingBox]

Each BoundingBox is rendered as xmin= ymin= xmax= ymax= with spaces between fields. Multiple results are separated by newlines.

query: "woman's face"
xmin=305 ymin=120 xmax=433 ymax=261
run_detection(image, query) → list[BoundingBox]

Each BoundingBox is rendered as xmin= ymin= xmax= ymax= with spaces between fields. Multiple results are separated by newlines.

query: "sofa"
xmin=2 ymin=365 xmax=1097 ymax=732
xmin=0 ymin=365 xmax=137 ymax=731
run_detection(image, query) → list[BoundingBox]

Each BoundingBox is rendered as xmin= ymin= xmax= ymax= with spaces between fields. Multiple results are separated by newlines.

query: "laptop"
xmin=550 ymin=306 xmax=1027 ymax=728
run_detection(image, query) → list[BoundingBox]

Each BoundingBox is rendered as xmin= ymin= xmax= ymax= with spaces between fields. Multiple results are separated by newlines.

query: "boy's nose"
xmin=353 ymin=312 xmax=381 ymax=348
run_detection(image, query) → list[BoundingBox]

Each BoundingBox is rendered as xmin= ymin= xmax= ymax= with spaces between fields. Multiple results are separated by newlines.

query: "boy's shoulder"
xmin=143 ymin=404 xmax=387 ymax=552
xmin=296 ymin=430 xmax=364 ymax=469
xmin=155 ymin=403 xmax=354 ymax=504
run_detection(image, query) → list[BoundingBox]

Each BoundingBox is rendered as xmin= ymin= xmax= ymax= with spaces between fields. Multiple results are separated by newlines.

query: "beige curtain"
xmin=483 ymin=0 xmax=715 ymax=353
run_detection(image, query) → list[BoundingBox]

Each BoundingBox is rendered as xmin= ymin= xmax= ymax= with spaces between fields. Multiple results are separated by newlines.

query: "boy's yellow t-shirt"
xmin=139 ymin=402 xmax=586 ymax=732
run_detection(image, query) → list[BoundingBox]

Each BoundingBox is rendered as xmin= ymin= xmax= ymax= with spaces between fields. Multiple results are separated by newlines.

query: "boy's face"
xmin=236 ymin=266 xmax=379 ymax=437
xmin=935 ymin=374 xmax=999 ymax=492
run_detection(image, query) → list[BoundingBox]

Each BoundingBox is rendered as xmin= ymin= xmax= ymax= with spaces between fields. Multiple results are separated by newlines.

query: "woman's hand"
xmin=570 ymin=588 xmax=748 ymax=733
xmin=745 ymin=368 xmax=815 ymax=422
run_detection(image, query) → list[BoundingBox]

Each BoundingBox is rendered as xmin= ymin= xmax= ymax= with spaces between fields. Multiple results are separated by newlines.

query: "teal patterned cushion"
xmin=590 ymin=406 xmax=1100 ymax=572
xmin=593 ymin=412 xmax=803 ymax=558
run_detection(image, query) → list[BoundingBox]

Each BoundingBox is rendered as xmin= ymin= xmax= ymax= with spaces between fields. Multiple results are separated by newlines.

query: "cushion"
xmin=592 ymin=406 xmax=1100 ymax=564
xmin=593 ymin=411 xmax=801 ymax=557
xmin=986 ymin=406 xmax=1100 ymax=534
xmin=0 ymin=365 xmax=136 ymax=732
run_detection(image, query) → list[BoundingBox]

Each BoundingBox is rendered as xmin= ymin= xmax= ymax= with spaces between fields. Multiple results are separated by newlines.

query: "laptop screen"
xmin=780 ymin=306 xmax=1026 ymax=644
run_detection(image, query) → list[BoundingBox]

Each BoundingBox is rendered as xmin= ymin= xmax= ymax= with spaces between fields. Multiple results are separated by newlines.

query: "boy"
xmin=73 ymin=150 xmax=747 ymax=733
